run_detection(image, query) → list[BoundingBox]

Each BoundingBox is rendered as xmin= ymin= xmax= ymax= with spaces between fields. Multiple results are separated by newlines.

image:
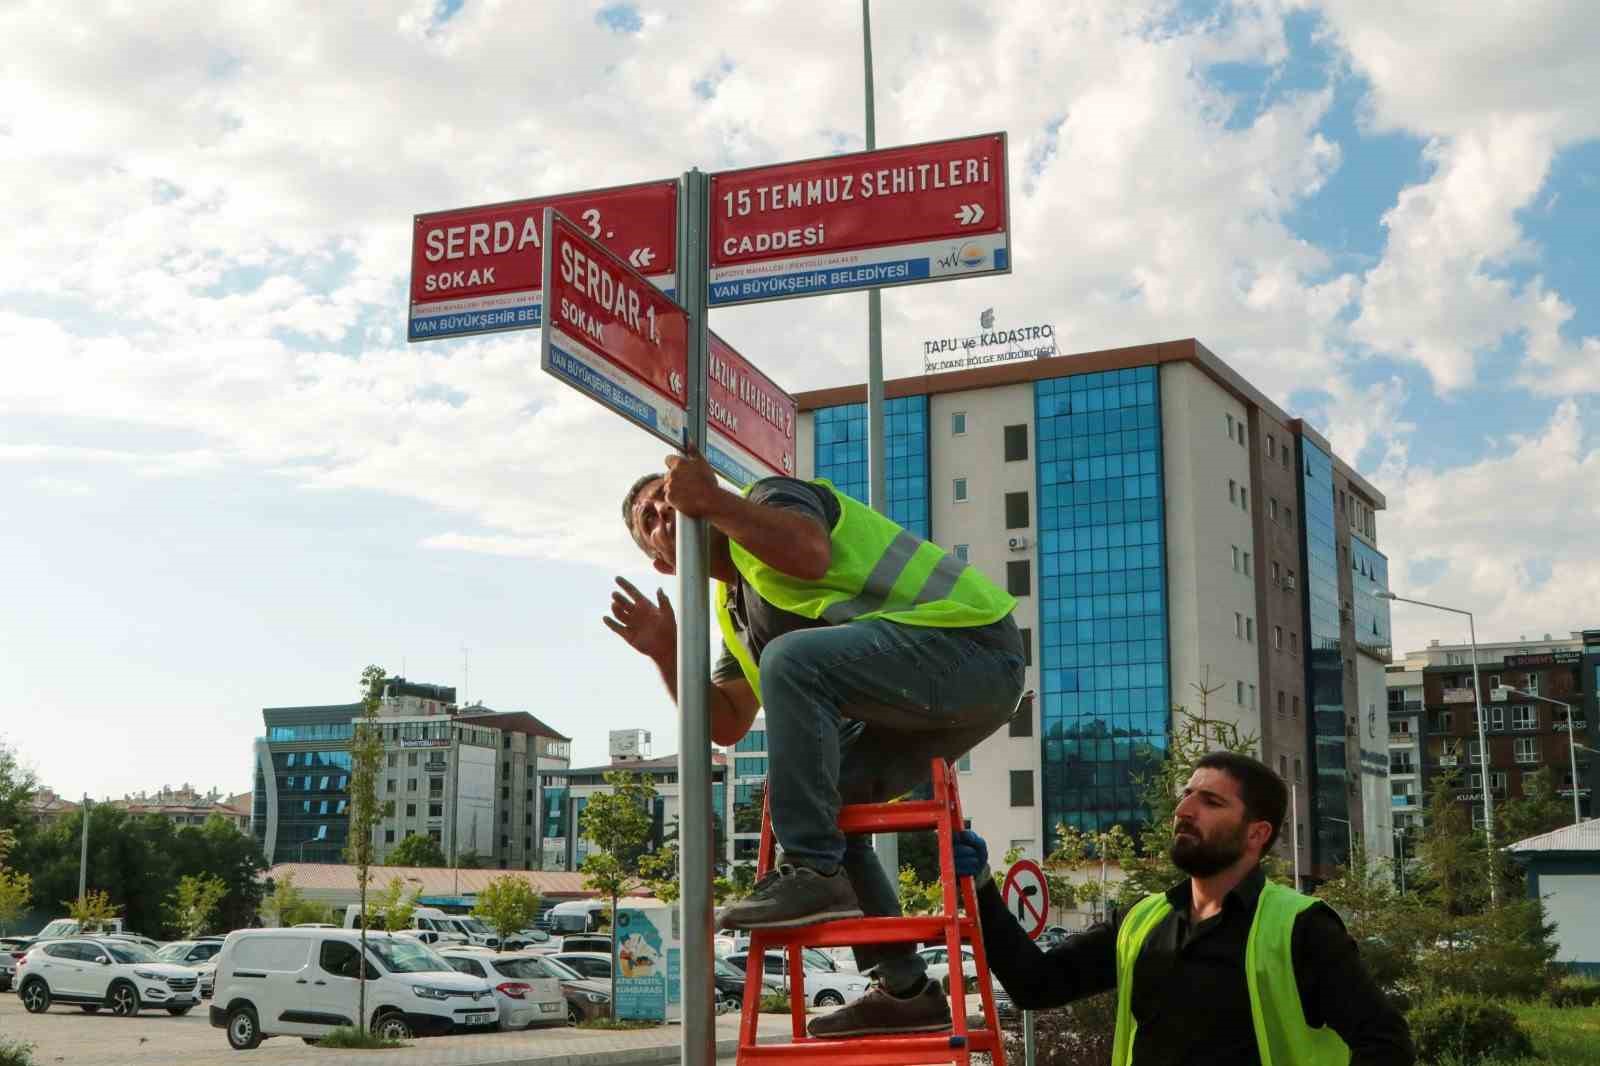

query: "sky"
xmin=3 ymin=1 xmax=1597 ymax=803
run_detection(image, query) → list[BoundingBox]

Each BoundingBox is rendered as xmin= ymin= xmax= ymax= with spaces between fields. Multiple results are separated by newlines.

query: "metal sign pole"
xmin=1024 ymin=1008 xmax=1037 ymax=1066
xmin=675 ymin=167 xmax=716 ymax=1066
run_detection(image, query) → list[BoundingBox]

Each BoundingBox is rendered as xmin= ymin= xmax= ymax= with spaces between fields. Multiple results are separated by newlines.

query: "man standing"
xmin=607 ymin=449 xmax=1025 ymax=1038
xmin=955 ymin=751 xmax=1414 ymax=1065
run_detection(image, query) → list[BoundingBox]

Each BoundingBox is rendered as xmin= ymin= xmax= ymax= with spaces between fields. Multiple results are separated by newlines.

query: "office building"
xmin=793 ymin=337 xmax=1392 ymax=882
xmin=252 ymin=678 xmax=571 ymax=870
xmin=1387 ymin=631 xmax=1595 ymax=827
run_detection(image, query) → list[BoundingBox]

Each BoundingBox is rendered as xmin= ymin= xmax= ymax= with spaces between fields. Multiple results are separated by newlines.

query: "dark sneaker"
xmin=714 ymin=864 xmax=863 ymax=929
xmin=807 ymin=979 xmax=952 ymax=1039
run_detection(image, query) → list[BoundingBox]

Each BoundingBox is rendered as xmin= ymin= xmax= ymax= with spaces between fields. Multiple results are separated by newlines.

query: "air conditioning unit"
xmin=1282 ymin=576 xmax=1296 ymax=591
xmin=1007 ymin=535 xmax=1030 ymax=552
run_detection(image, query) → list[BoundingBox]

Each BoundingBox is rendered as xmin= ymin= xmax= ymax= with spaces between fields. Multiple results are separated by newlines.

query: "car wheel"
xmin=567 ymin=1003 xmax=582 ymax=1026
xmin=226 ymin=1005 xmax=262 ymax=1050
xmin=373 ymin=1011 xmax=412 ymax=1041
xmin=303 ymin=1038 xmax=321 ymax=1045
xmin=81 ymin=1005 xmax=101 ymax=1013
xmin=167 ymin=1005 xmax=193 ymax=1016
xmin=717 ymin=994 xmax=741 ymax=1015
xmin=19 ymin=979 xmax=50 ymax=1013
xmin=109 ymin=982 xmax=141 ymax=1017
xmin=814 ymin=989 xmax=845 ymax=1007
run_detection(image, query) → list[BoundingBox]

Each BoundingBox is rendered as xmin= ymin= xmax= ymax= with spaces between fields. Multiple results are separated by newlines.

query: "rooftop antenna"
xmin=461 ymin=644 xmax=469 ymax=707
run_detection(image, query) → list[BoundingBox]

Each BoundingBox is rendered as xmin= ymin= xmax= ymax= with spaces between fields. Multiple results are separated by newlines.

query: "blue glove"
xmin=953 ymin=830 xmax=990 ymax=879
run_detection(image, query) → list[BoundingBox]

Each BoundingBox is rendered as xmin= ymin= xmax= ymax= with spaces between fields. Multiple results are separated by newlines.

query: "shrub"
xmin=1548 ymin=973 xmax=1600 ymax=1008
xmin=1000 ymin=993 xmax=1116 ymax=1066
xmin=1408 ymin=995 xmax=1534 ymax=1065
xmin=0 ymin=1038 xmax=36 ymax=1066
xmin=760 ymin=991 xmax=799 ymax=1014
xmin=313 ymin=1026 xmax=407 ymax=1049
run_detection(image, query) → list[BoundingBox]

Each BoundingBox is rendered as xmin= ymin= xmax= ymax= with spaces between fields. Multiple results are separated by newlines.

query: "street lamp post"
xmin=1499 ymin=687 xmax=1586 ymax=826
xmin=1325 ymin=816 xmax=1356 ymax=865
xmin=1378 ymin=591 xmax=1496 ymax=904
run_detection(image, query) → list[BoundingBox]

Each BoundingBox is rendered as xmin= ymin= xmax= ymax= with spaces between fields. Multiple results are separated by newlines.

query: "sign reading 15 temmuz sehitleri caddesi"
xmin=705 ymin=331 xmax=797 ymax=488
xmin=410 ymin=179 xmax=677 ymax=341
xmin=707 ymin=131 xmax=1009 ymax=306
xmin=539 ymin=209 xmax=688 ymax=450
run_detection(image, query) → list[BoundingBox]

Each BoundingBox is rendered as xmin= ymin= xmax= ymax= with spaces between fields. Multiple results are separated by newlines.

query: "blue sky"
xmin=2 ymin=1 xmax=1596 ymax=801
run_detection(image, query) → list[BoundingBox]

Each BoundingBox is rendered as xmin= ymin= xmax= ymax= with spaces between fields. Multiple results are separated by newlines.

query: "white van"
xmin=342 ymin=905 xmax=482 ymax=947
xmin=209 ymin=928 xmax=497 ymax=1049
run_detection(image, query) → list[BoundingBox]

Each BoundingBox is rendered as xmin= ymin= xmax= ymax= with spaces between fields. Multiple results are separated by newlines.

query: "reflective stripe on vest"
xmin=1111 ymin=882 xmax=1351 ymax=1066
xmin=818 ymin=528 xmax=973 ymax=623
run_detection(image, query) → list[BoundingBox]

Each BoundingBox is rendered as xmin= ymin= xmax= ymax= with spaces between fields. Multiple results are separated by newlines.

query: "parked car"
xmin=158 ymin=941 xmax=223 ymax=1000
xmin=558 ymin=933 xmax=612 ymax=954
xmin=713 ymin=958 xmax=746 ymax=1014
xmin=531 ymin=953 xmax=613 ymax=1025
xmin=548 ymin=951 xmax=612 ymax=980
xmin=100 ymin=932 xmax=164 ymax=954
xmin=16 ymin=937 xmax=200 ymax=1017
xmin=209 ymin=928 xmax=497 ymax=1049
xmin=916 ymin=944 xmax=977 ymax=992
xmin=1 ymin=936 xmax=36 ymax=992
xmin=722 ymin=951 xmax=871 ymax=1007
xmin=437 ymin=948 xmax=567 ymax=1030
xmin=33 ymin=918 xmax=125 ymax=939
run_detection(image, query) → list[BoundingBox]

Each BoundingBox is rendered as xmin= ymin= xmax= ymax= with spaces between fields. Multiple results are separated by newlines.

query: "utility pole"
xmin=78 ymin=794 xmax=91 ymax=903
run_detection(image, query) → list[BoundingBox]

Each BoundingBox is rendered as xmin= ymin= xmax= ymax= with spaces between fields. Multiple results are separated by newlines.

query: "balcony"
xmin=1389 ymin=731 xmax=1416 ymax=745
xmin=1390 ymin=762 xmax=1417 ymax=775
xmin=1390 ymin=795 xmax=1418 ymax=808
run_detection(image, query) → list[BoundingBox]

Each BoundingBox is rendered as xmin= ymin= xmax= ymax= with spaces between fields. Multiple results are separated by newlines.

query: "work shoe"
xmin=807 ymin=978 xmax=951 ymax=1039
xmin=714 ymin=864 xmax=863 ymax=929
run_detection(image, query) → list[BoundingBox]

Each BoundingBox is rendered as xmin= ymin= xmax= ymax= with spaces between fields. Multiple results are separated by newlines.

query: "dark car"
xmin=713 ymin=958 xmax=746 ymax=1014
xmin=525 ymin=953 xmax=612 ymax=1025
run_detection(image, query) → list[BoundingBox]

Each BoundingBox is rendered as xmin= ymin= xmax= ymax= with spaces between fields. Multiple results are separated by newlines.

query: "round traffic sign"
xmin=1001 ymin=859 xmax=1050 ymax=940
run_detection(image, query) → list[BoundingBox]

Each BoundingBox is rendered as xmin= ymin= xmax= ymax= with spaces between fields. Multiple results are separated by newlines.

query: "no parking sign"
xmin=1001 ymin=859 xmax=1050 ymax=941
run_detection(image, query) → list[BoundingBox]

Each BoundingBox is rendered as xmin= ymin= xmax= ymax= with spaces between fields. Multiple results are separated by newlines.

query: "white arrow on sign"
xmin=954 ymin=204 xmax=985 ymax=226
xmin=629 ymin=247 xmax=657 ymax=268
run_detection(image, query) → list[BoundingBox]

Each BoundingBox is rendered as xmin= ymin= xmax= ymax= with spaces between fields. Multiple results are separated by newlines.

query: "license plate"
xmin=466 ymin=1011 xmax=495 ymax=1024
xmin=540 ymin=1002 xmax=562 ymax=1013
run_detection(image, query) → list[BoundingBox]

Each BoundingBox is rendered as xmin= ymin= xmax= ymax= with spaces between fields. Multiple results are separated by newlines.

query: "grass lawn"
xmin=1507 ymin=1003 xmax=1600 ymax=1064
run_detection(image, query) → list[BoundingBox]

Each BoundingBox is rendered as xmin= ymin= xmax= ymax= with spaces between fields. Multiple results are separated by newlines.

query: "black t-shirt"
xmin=711 ymin=478 xmax=1016 ymax=684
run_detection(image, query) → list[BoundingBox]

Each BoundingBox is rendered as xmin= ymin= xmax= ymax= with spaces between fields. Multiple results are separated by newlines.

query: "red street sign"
xmin=539 ymin=209 xmax=688 ymax=449
xmin=410 ymin=179 xmax=677 ymax=341
xmin=705 ymin=332 xmax=797 ymax=486
xmin=707 ymin=131 xmax=1009 ymax=306
xmin=1001 ymin=859 xmax=1049 ymax=941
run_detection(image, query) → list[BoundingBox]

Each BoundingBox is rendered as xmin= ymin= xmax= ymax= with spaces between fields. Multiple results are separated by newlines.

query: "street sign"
xmin=707 ymin=131 xmax=1009 ymax=306
xmin=539 ymin=209 xmax=688 ymax=449
xmin=705 ymin=331 xmax=797 ymax=487
xmin=1001 ymin=859 xmax=1049 ymax=941
xmin=411 ymin=179 xmax=677 ymax=341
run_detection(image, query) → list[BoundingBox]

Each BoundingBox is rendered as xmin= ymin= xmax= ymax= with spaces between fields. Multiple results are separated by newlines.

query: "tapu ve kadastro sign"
xmin=707 ymin=131 xmax=1010 ymax=306
xmin=539 ymin=209 xmax=689 ymax=449
xmin=410 ymin=179 xmax=677 ymax=341
xmin=705 ymin=332 xmax=797 ymax=488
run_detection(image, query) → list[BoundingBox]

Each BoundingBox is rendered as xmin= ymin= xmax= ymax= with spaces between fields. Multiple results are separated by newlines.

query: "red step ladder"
xmin=735 ymin=758 xmax=1008 ymax=1066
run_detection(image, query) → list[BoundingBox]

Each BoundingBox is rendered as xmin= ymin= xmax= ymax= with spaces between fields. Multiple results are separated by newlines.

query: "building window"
xmin=407 ymin=778 xmax=417 ymax=792
xmin=386 ymin=779 xmax=396 ymax=794
xmin=1246 ymin=618 xmax=1254 ymax=642
xmin=1514 ymin=737 xmax=1537 ymax=764
xmin=1525 ymin=674 xmax=1540 ymax=696
xmin=953 ymin=477 xmax=969 ymax=503
xmin=1235 ymin=613 xmax=1244 ymax=638
xmin=429 ymin=803 xmax=442 ymax=818
xmin=1237 ymin=421 xmax=1246 ymax=445
xmin=384 ymin=829 xmax=395 ymax=844
xmin=1271 ymin=560 xmax=1281 ymax=584
xmin=1004 ymin=424 xmax=1029 ymax=462
xmin=407 ymin=752 xmax=418 ymax=766
xmin=1284 ymin=506 xmax=1293 ymax=527
xmin=952 ymin=411 xmax=967 ymax=436
xmin=1266 ymin=434 xmax=1276 ymax=458
xmin=501 ymin=786 xmax=510 ymax=800
xmin=1279 ymin=754 xmax=1288 ymax=777
xmin=1248 ymin=684 xmax=1256 ymax=708
xmin=1010 ymin=770 xmax=1035 ymax=807
xmin=1226 ymin=413 xmax=1235 ymax=438
xmin=1007 ymin=560 xmax=1031 ymax=596
xmin=386 ymin=753 xmax=398 ymax=768
xmin=1236 ymin=680 xmax=1245 ymax=704
xmin=1243 ymin=552 xmax=1251 ymax=575
xmin=1005 ymin=491 xmax=1030 ymax=529
xmin=956 ymin=752 xmax=973 ymax=772
xmin=1293 ymin=696 xmax=1301 ymax=718
xmin=1469 ymin=739 xmax=1485 ymax=764
xmin=1232 ymin=545 xmax=1240 ymax=571
xmin=1273 ymin=626 xmax=1283 ymax=650
xmin=1512 ymin=704 xmax=1537 ymax=731
xmin=1269 ymin=498 xmax=1279 ymax=521
xmin=1241 ymin=487 xmax=1248 ymax=512
xmin=1020 ymin=627 xmax=1033 ymax=667
xmin=1489 ymin=705 xmax=1505 ymax=731
xmin=954 ymin=543 xmax=969 ymax=561
xmin=1276 ymin=690 xmax=1286 ymax=717
xmin=1229 ymin=479 xmax=1237 ymax=503
xmin=1010 ymin=694 xmax=1034 ymax=737
xmin=1294 ymin=758 xmax=1303 ymax=782
xmin=405 ymin=803 xmax=416 ymax=817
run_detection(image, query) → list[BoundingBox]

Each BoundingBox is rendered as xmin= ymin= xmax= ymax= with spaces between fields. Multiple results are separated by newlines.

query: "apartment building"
xmin=792 ymin=338 xmax=1392 ymax=882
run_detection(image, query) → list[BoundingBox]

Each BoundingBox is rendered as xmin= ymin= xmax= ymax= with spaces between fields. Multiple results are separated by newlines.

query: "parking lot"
xmin=0 ymin=993 xmax=797 ymax=1066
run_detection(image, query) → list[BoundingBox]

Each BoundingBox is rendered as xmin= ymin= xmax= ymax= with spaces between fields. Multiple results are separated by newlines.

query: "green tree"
xmin=344 ymin=665 xmax=388 ymax=1034
xmin=386 ymin=834 xmax=448 ymax=868
xmin=169 ymin=874 xmax=229 ymax=938
xmin=64 ymin=888 xmax=119 ymax=929
xmin=578 ymin=771 xmax=658 ymax=1023
xmin=263 ymin=871 xmax=308 ymax=927
xmin=472 ymin=875 xmax=541 ymax=951
xmin=896 ymin=865 xmax=945 ymax=915
xmin=0 ymin=867 xmax=32 ymax=935
xmin=368 ymin=877 xmax=421 ymax=932
xmin=0 ymin=743 xmax=37 ymax=859
xmin=1498 ymin=767 xmax=1570 ymax=848
xmin=1414 ymin=770 xmax=1491 ymax=917
xmin=454 ymin=849 xmax=483 ymax=870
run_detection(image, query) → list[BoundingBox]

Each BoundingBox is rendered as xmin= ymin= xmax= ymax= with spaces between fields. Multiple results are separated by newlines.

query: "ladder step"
xmin=836 ymin=799 xmax=945 ymax=835
xmin=739 ymin=1030 xmax=1001 ymax=1066
xmin=750 ymin=914 xmax=977 ymax=949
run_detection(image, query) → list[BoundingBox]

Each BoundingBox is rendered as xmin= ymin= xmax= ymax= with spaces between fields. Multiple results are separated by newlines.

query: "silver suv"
xmin=17 ymin=937 xmax=200 ymax=1017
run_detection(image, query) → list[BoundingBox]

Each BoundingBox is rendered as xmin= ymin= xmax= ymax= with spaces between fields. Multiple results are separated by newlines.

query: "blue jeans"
xmin=759 ymin=617 xmax=1025 ymax=985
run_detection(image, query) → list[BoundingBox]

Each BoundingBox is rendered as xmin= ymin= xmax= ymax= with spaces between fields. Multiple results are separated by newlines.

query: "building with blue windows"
xmin=793 ymin=339 xmax=1393 ymax=884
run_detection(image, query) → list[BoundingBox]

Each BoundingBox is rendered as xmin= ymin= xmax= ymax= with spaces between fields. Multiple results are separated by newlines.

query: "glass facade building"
xmin=1299 ymin=438 xmax=1352 ymax=866
xmin=1034 ymin=367 xmax=1169 ymax=841
xmin=811 ymin=396 xmax=931 ymax=538
xmin=1351 ymin=539 xmax=1393 ymax=660
xmin=256 ymin=750 xmax=352 ymax=863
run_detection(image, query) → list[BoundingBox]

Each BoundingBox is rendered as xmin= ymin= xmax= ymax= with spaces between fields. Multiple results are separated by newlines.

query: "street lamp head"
xmin=1376 ymin=591 xmax=1397 ymax=600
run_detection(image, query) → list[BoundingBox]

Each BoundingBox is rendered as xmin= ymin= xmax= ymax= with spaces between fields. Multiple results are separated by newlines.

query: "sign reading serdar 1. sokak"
xmin=410 ymin=179 xmax=677 ymax=342
xmin=539 ymin=209 xmax=688 ymax=449
xmin=707 ymin=131 xmax=1010 ymax=306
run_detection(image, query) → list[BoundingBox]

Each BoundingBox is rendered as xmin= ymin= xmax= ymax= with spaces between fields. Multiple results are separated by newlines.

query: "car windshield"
xmin=495 ymin=957 xmax=553 ymax=980
xmin=104 ymin=942 xmax=158 ymax=964
xmin=38 ymin=921 xmax=76 ymax=938
xmin=365 ymin=938 xmax=448 ymax=974
xmin=538 ymin=955 xmax=582 ymax=980
xmin=459 ymin=917 xmax=491 ymax=934
xmin=714 ymin=959 xmax=741 ymax=979
xmin=155 ymin=943 xmax=194 ymax=961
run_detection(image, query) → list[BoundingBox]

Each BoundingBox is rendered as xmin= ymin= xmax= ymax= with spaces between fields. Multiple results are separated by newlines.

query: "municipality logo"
xmin=937 ymin=241 xmax=987 ymax=270
xmin=980 ymin=308 xmax=995 ymax=330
